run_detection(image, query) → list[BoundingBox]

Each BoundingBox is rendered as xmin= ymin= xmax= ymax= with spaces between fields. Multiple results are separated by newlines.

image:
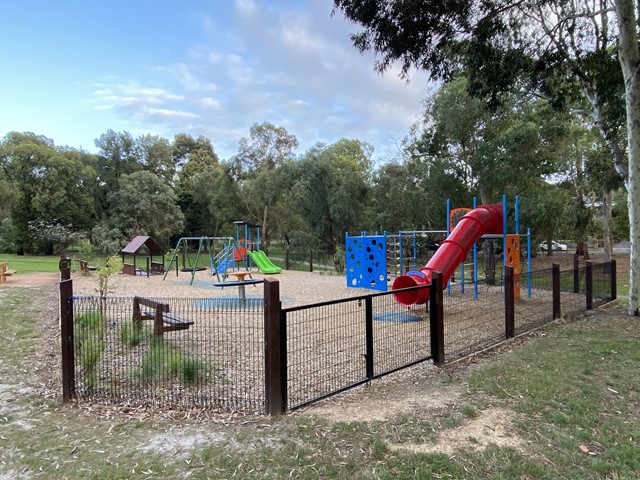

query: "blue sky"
xmin=1 ymin=0 xmax=429 ymax=161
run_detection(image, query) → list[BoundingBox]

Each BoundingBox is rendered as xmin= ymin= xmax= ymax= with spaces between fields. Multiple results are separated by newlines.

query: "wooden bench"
xmin=0 ymin=262 xmax=17 ymax=284
xmin=132 ymin=296 xmax=193 ymax=336
xmin=78 ymin=259 xmax=97 ymax=273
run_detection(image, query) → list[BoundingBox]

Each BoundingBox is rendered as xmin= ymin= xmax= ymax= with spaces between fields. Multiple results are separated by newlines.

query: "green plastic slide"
xmin=247 ymin=250 xmax=282 ymax=274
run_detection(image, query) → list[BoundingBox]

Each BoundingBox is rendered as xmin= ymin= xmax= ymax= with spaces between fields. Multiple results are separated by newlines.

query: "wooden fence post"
xmin=610 ymin=260 xmax=617 ymax=301
xmin=430 ymin=271 xmax=445 ymax=366
xmin=586 ymin=261 xmax=593 ymax=310
xmin=264 ymin=278 xmax=285 ymax=415
xmin=552 ymin=263 xmax=561 ymax=320
xmin=505 ymin=265 xmax=515 ymax=339
xmin=365 ymin=297 xmax=374 ymax=381
xmin=60 ymin=279 xmax=75 ymax=400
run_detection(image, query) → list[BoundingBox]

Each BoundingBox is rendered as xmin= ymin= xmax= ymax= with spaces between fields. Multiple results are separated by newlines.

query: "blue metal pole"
xmin=446 ymin=199 xmax=452 ymax=295
xmin=473 ymin=197 xmax=478 ymax=300
xmin=502 ymin=194 xmax=507 ymax=277
xmin=398 ymin=231 xmax=403 ymax=275
xmin=515 ymin=195 xmax=520 ymax=234
xmin=413 ymin=231 xmax=417 ymax=271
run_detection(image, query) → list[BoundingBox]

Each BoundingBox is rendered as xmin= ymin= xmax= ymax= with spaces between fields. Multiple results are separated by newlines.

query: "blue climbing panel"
xmin=345 ymin=233 xmax=387 ymax=291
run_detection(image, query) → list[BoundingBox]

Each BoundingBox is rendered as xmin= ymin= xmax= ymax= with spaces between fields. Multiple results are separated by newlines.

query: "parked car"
xmin=539 ymin=241 xmax=568 ymax=252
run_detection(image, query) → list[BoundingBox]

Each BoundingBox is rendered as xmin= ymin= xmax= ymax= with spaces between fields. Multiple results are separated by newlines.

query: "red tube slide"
xmin=392 ymin=204 xmax=503 ymax=306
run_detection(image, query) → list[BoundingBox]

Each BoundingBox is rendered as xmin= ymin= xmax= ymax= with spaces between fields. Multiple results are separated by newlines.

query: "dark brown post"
xmin=430 ymin=271 xmax=445 ymax=366
xmin=552 ymin=263 xmax=561 ymax=320
xmin=154 ymin=303 xmax=165 ymax=337
xmin=610 ymin=260 xmax=617 ymax=301
xmin=60 ymin=279 xmax=75 ymax=400
xmin=573 ymin=253 xmax=580 ymax=293
xmin=586 ymin=261 xmax=593 ymax=310
xmin=264 ymin=279 xmax=285 ymax=415
xmin=505 ymin=265 xmax=515 ymax=339
xmin=59 ymin=254 xmax=71 ymax=280
xmin=365 ymin=297 xmax=374 ymax=380
xmin=309 ymin=250 xmax=314 ymax=273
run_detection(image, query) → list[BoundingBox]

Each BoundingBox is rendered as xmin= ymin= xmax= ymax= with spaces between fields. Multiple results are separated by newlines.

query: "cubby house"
xmin=120 ymin=236 xmax=164 ymax=276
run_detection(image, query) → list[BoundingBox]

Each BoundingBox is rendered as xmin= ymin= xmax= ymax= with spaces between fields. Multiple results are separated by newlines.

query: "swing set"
xmin=163 ymin=236 xmax=249 ymax=285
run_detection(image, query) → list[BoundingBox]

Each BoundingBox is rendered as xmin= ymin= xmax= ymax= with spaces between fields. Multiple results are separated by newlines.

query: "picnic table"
xmin=213 ymin=271 xmax=262 ymax=301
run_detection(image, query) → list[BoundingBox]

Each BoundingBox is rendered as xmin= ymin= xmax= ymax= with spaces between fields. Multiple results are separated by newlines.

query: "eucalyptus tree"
xmin=369 ymin=157 xmax=470 ymax=234
xmin=187 ymin=162 xmax=243 ymax=237
xmin=289 ymin=139 xmax=373 ymax=252
xmin=333 ymin=0 xmax=639 ymax=312
xmin=0 ymin=132 xmax=96 ymax=254
xmin=234 ymin=122 xmax=299 ymax=247
xmin=135 ymin=134 xmax=175 ymax=186
xmin=94 ymin=170 xmax=185 ymax=252
xmin=172 ymin=133 xmax=219 ymax=170
xmin=174 ymin=134 xmax=222 ymax=236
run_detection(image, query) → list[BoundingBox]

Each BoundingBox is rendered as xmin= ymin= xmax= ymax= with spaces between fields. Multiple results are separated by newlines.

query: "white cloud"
xmin=146 ymin=108 xmax=200 ymax=120
xmin=84 ymin=1 xmax=429 ymax=161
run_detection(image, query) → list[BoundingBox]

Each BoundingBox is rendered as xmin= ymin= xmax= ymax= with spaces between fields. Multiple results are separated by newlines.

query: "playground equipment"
xmin=164 ymin=221 xmax=282 ymax=285
xmin=247 ymin=250 xmax=282 ymax=274
xmin=164 ymin=236 xmax=239 ymax=285
xmin=392 ymin=204 xmax=503 ymax=306
xmin=347 ymin=195 xmax=530 ymax=302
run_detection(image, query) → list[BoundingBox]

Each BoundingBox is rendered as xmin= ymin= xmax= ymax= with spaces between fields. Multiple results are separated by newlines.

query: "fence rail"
xmin=60 ymin=259 xmax=616 ymax=414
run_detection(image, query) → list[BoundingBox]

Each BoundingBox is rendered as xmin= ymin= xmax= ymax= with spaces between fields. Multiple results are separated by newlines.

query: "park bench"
xmin=132 ymin=296 xmax=193 ymax=336
xmin=78 ymin=259 xmax=97 ymax=273
xmin=0 ymin=262 xmax=17 ymax=284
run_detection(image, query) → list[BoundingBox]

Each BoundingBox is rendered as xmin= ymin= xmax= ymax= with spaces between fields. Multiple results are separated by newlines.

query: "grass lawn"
xmin=0 ymin=254 xmax=110 ymax=275
xmin=1 ymin=281 xmax=638 ymax=479
xmin=0 ymin=254 xmax=63 ymax=273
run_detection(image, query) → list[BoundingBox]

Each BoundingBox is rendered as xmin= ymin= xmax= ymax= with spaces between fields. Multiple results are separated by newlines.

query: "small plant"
xmin=96 ymin=255 xmax=124 ymax=297
xmin=120 ymin=321 xmax=150 ymax=347
xmin=74 ymin=311 xmax=105 ymax=390
xmin=461 ymin=404 xmax=479 ymax=419
xmin=138 ymin=337 xmax=212 ymax=384
xmin=76 ymin=238 xmax=95 ymax=262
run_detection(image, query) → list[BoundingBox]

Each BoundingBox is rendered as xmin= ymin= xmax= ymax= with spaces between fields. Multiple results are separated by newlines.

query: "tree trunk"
xmin=602 ymin=190 xmax=614 ymax=262
xmin=614 ymin=0 xmax=640 ymax=315
xmin=261 ymin=205 xmax=268 ymax=251
xmin=484 ymin=240 xmax=496 ymax=285
xmin=576 ymin=242 xmax=590 ymax=260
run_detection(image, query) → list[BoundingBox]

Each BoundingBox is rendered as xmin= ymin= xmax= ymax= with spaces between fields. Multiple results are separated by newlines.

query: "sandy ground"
xmin=66 ymin=268 xmax=373 ymax=308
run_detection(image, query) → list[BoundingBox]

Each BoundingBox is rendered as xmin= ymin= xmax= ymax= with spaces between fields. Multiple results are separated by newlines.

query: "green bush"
xmin=138 ymin=337 xmax=211 ymax=384
xmin=120 ymin=321 xmax=150 ymax=347
xmin=74 ymin=311 xmax=105 ymax=390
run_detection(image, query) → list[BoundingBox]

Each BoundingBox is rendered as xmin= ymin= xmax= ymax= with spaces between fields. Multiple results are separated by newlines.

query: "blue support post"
xmin=446 ymin=199 xmax=451 ymax=296
xmin=502 ymin=195 xmax=508 ymax=278
xmin=515 ymin=196 xmax=520 ymax=234
xmin=398 ymin=230 xmax=404 ymax=275
xmin=473 ymin=197 xmax=478 ymax=300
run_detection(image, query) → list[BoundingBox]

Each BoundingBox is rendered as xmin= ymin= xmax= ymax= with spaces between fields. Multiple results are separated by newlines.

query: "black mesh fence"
xmin=371 ymin=292 xmax=431 ymax=376
xmin=443 ymin=283 xmax=506 ymax=361
xmin=63 ymin=261 xmax=616 ymax=414
xmin=282 ymin=287 xmax=432 ymax=410
xmin=69 ymin=295 xmax=264 ymax=413
xmin=515 ymin=268 xmax=556 ymax=334
xmin=591 ymin=262 xmax=615 ymax=307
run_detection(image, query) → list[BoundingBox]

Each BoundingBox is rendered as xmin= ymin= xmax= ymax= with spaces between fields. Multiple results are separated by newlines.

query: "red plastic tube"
xmin=392 ymin=204 xmax=503 ymax=306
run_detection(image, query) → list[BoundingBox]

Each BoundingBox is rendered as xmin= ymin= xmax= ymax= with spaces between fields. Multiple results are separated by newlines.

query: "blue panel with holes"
xmin=345 ymin=233 xmax=387 ymax=291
